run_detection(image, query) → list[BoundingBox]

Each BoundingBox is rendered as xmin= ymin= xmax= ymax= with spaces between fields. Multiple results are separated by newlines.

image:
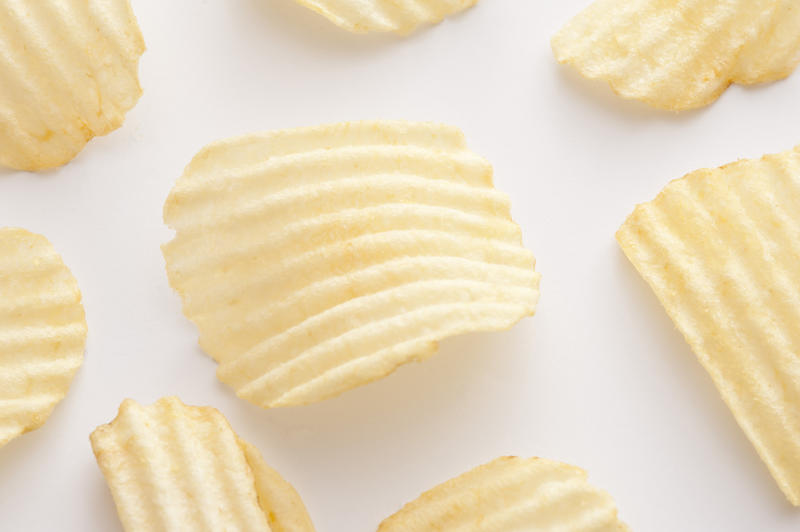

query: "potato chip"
xmin=552 ymin=0 xmax=800 ymax=111
xmin=290 ymin=0 xmax=477 ymax=34
xmin=618 ymin=145 xmax=800 ymax=505
xmin=162 ymin=121 xmax=540 ymax=408
xmin=378 ymin=456 xmax=630 ymax=531
xmin=0 ymin=0 xmax=145 ymax=171
xmin=90 ymin=397 xmax=315 ymax=532
xmin=0 ymin=228 xmax=86 ymax=448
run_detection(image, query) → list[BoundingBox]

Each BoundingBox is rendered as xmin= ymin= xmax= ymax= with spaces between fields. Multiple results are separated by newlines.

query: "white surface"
xmin=0 ymin=1 xmax=799 ymax=530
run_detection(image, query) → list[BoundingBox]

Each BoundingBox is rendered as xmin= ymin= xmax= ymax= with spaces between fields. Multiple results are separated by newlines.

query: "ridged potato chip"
xmin=0 ymin=228 xmax=86 ymax=448
xmin=90 ymin=397 xmax=315 ymax=532
xmin=0 ymin=0 xmax=145 ymax=171
xmin=618 ymin=145 xmax=800 ymax=505
xmin=290 ymin=0 xmax=477 ymax=34
xmin=378 ymin=456 xmax=630 ymax=531
xmin=552 ymin=0 xmax=800 ymax=111
xmin=163 ymin=121 xmax=540 ymax=408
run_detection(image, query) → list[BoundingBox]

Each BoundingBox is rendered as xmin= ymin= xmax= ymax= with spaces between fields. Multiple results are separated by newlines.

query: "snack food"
xmin=378 ymin=456 xmax=630 ymax=531
xmin=90 ymin=397 xmax=315 ymax=532
xmin=618 ymin=145 xmax=800 ymax=505
xmin=552 ymin=0 xmax=800 ymax=111
xmin=0 ymin=228 xmax=87 ymax=448
xmin=290 ymin=0 xmax=478 ymax=34
xmin=163 ymin=121 xmax=540 ymax=408
xmin=0 ymin=0 xmax=145 ymax=170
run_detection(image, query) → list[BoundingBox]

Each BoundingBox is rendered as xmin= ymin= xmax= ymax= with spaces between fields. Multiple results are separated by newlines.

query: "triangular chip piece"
xmin=618 ymin=145 xmax=800 ymax=504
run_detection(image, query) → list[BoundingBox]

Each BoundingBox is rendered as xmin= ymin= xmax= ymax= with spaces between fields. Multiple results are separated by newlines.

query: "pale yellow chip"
xmin=0 ymin=228 xmax=86 ymax=448
xmin=552 ymin=0 xmax=800 ymax=111
xmin=162 ymin=121 xmax=540 ymax=408
xmin=0 ymin=0 xmax=145 ymax=171
xmin=290 ymin=0 xmax=477 ymax=34
xmin=90 ymin=397 xmax=316 ymax=532
xmin=618 ymin=145 xmax=800 ymax=505
xmin=378 ymin=456 xmax=630 ymax=531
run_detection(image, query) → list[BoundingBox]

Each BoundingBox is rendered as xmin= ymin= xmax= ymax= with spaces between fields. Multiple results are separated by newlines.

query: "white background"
xmin=1 ymin=1 xmax=799 ymax=530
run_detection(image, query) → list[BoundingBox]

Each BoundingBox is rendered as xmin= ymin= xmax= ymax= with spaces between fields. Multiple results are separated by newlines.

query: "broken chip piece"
xmin=0 ymin=0 xmax=145 ymax=170
xmin=289 ymin=0 xmax=478 ymax=34
xmin=378 ymin=456 xmax=630 ymax=531
xmin=162 ymin=121 xmax=540 ymax=408
xmin=552 ymin=0 xmax=800 ymax=110
xmin=90 ymin=397 xmax=316 ymax=531
xmin=618 ymin=145 xmax=800 ymax=505
xmin=0 ymin=228 xmax=87 ymax=448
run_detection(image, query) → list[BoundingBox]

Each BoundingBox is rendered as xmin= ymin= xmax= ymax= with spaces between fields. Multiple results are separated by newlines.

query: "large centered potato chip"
xmin=0 ymin=0 xmax=145 ymax=171
xmin=0 ymin=228 xmax=86 ymax=448
xmin=618 ymin=145 xmax=800 ymax=505
xmin=163 ymin=121 xmax=540 ymax=408
xmin=552 ymin=0 xmax=800 ymax=111
xmin=290 ymin=0 xmax=477 ymax=34
xmin=90 ymin=397 xmax=315 ymax=532
xmin=378 ymin=456 xmax=630 ymax=531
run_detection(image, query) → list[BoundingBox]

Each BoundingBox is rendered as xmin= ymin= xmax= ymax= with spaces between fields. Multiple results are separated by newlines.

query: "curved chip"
xmin=90 ymin=397 xmax=315 ymax=532
xmin=552 ymin=0 xmax=800 ymax=111
xmin=617 ymin=145 xmax=800 ymax=505
xmin=0 ymin=0 xmax=145 ymax=171
xmin=290 ymin=0 xmax=478 ymax=34
xmin=378 ymin=456 xmax=630 ymax=531
xmin=162 ymin=121 xmax=540 ymax=408
xmin=0 ymin=228 xmax=86 ymax=448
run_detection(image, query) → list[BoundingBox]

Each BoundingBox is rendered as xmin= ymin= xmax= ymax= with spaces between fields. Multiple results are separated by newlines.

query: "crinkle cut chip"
xmin=618 ymin=145 xmax=800 ymax=504
xmin=290 ymin=0 xmax=478 ymax=34
xmin=0 ymin=0 xmax=145 ymax=170
xmin=90 ymin=397 xmax=316 ymax=532
xmin=553 ymin=0 xmax=800 ymax=110
xmin=0 ymin=228 xmax=87 ymax=448
xmin=162 ymin=121 xmax=540 ymax=408
xmin=378 ymin=456 xmax=630 ymax=532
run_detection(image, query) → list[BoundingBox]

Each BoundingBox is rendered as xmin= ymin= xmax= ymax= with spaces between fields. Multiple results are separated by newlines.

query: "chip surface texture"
xmin=0 ymin=0 xmax=145 ymax=170
xmin=378 ymin=456 xmax=630 ymax=531
xmin=90 ymin=397 xmax=315 ymax=532
xmin=290 ymin=0 xmax=478 ymax=34
xmin=163 ymin=121 xmax=540 ymax=408
xmin=617 ymin=145 xmax=800 ymax=505
xmin=0 ymin=228 xmax=86 ymax=449
xmin=552 ymin=0 xmax=800 ymax=110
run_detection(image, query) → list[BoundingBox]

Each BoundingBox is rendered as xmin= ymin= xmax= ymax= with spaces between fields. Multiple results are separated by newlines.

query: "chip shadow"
xmin=86 ymin=464 xmax=124 ymax=532
xmin=220 ymin=320 xmax=543 ymax=528
xmin=612 ymin=246 xmax=794 ymax=511
xmin=224 ymin=317 xmax=543 ymax=464
xmin=551 ymin=60 xmax=708 ymax=124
